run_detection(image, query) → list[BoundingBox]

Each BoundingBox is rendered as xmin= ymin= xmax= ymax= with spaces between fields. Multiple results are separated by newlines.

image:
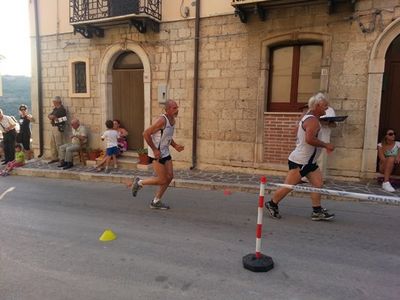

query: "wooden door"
xmin=380 ymin=34 xmax=400 ymax=137
xmin=379 ymin=34 xmax=400 ymax=173
xmin=112 ymin=69 xmax=144 ymax=150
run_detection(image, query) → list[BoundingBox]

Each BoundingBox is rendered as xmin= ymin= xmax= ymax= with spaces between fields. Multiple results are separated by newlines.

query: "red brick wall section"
xmin=264 ymin=113 xmax=301 ymax=164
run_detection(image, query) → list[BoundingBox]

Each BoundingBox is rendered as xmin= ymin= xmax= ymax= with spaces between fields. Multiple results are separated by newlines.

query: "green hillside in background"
xmin=0 ymin=75 xmax=31 ymax=118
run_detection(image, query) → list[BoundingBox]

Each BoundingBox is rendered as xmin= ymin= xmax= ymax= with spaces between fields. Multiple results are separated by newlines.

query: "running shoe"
xmin=311 ymin=208 xmax=335 ymax=221
xmin=150 ymin=201 xmax=170 ymax=210
xmin=382 ymin=181 xmax=395 ymax=192
xmin=131 ymin=177 xmax=142 ymax=197
xmin=265 ymin=201 xmax=281 ymax=219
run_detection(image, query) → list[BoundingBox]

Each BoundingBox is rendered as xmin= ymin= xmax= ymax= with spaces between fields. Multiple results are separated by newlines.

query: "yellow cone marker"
xmin=99 ymin=229 xmax=117 ymax=242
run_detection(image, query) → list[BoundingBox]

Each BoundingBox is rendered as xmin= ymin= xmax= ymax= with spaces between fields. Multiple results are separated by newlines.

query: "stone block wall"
xmin=32 ymin=0 xmax=400 ymax=178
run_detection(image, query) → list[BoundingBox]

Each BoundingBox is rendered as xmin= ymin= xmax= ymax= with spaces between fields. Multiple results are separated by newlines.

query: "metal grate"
xmin=69 ymin=0 xmax=161 ymax=23
xmin=74 ymin=62 xmax=87 ymax=93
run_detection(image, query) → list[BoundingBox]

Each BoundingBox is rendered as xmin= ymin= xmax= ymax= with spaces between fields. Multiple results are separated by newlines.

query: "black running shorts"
xmin=288 ymin=160 xmax=319 ymax=177
xmin=148 ymin=155 xmax=172 ymax=165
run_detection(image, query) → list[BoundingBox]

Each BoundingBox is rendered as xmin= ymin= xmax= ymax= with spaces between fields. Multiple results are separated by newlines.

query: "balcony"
xmin=70 ymin=0 xmax=162 ymax=38
xmin=231 ymin=0 xmax=356 ymax=23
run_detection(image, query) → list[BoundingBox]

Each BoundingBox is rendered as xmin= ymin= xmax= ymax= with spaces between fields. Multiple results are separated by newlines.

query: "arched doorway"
xmin=362 ymin=18 xmax=400 ymax=177
xmin=377 ymin=34 xmax=400 ymax=173
xmin=379 ymin=34 xmax=400 ymax=139
xmin=112 ymin=51 xmax=144 ymax=150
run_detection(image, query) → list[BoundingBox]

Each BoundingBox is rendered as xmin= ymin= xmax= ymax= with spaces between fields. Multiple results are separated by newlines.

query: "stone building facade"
xmin=29 ymin=0 xmax=400 ymax=180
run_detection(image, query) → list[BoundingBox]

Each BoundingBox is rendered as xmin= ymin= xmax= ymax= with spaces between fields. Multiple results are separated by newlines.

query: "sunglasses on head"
xmin=387 ymin=132 xmax=395 ymax=136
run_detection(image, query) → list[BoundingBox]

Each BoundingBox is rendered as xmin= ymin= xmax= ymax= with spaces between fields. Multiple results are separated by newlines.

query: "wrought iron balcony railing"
xmin=70 ymin=0 xmax=161 ymax=23
xmin=70 ymin=0 xmax=161 ymax=37
xmin=231 ymin=0 xmax=356 ymax=23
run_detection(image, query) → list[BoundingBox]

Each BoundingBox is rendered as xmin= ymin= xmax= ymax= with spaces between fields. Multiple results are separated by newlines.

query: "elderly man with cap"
xmin=58 ymin=118 xmax=88 ymax=170
xmin=47 ymin=96 xmax=67 ymax=163
xmin=0 ymin=109 xmax=17 ymax=165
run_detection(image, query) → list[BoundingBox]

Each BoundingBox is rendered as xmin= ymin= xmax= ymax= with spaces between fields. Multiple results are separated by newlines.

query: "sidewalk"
xmin=13 ymin=159 xmax=400 ymax=204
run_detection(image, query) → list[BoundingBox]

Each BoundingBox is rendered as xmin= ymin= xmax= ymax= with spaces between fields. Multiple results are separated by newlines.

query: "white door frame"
xmin=361 ymin=18 xmax=400 ymax=177
xmin=98 ymin=42 xmax=151 ymax=140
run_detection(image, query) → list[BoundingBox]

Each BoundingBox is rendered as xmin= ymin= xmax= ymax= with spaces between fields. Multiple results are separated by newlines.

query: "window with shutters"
xmin=267 ymin=44 xmax=322 ymax=112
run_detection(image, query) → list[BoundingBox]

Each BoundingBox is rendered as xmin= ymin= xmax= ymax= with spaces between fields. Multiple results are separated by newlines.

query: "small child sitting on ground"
xmin=1 ymin=144 xmax=25 ymax=176
xmin=96 ymin=120 xmax=120 ymax=173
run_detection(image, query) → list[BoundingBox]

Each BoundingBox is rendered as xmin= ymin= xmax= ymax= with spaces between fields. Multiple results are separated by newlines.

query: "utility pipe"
xmin=190 ymin=0 xmax=200 ymax=169
xmin=33 ymin=0 xmax=44 ymax=157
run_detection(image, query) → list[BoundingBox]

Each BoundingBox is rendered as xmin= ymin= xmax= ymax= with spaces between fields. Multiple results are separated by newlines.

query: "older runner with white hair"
xmin=265 ymin=92 xmax=336 ymax=221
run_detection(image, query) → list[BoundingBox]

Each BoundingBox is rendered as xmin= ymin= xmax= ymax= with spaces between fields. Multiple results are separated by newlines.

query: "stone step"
xmin=117 ymin=156 xmax=138 ymax=170
xmin=84 ymin=151 xmax=151 ymax=171
xmin=122 ymin=150 xmax=139 ymax=158
xmin=114 ymin=156 xmax=152 ymax=171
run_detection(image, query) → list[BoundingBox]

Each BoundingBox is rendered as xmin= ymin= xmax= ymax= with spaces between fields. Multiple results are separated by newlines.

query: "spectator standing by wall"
xmin=0 ymin=109 xmax=17 ymax=164
xmin=47 ymin=96 xmax=67 ymax=164
xmin=17 ymin=104 xmax=34 ymax=160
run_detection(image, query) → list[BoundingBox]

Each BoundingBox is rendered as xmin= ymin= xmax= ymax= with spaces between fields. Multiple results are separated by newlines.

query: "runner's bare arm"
xmin=304 ymin=117 xmax=334 ymax=151
xmin=143 ymin=117 xmax=166 ymax=157
xmin=171 ymin=139 xmax=184 ymax=152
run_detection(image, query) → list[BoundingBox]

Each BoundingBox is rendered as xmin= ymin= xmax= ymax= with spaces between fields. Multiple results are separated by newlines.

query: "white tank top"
xmin=147 ymin=114 xmax=175 ymax=159
xmin=288 ymin=114 xmax=322 ymax=165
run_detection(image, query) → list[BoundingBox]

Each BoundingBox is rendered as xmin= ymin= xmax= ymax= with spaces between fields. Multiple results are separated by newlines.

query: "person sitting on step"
xmin=0 ymin=144 xmax=25 ymax=176
xmin=378 ymin=128 xmax=400 ymax=192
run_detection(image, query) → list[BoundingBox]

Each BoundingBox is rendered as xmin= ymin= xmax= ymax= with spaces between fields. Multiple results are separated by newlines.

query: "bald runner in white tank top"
xmin=147 ymin=114 xmax=175 ymax=159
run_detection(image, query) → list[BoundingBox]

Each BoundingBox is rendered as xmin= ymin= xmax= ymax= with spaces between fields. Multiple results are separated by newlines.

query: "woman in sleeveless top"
xmin=377 ymin=128 xmax=400 ymax=192
xmin=113 ymin=120 xmax=128 ymax=155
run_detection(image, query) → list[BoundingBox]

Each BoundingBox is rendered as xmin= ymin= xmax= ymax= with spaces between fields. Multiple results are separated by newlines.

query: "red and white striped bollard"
xmin=242 ymin=176 xmax=274 ymax=272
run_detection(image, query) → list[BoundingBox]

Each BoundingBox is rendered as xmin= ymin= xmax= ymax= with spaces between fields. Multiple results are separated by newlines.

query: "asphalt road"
xmin=0 ymin=176 xmax=399 ymax=300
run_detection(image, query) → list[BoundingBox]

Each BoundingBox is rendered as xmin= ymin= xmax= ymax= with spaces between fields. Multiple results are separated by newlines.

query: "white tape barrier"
xmin=265 ymin=182 xmax=400 ymax=205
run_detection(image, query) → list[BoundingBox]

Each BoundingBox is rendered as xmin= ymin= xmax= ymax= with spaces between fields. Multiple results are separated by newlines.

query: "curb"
xmin=14 ymin=167 xmax=130 ymax=184
xmin=14 ymin=167 xmax=260 ymax=192
xmin=14 ymin=166 xmax=397 ymax=205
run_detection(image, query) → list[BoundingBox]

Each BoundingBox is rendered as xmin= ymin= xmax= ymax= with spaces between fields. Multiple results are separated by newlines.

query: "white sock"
xmin=153 ymin=197 xmax=160 ymax=203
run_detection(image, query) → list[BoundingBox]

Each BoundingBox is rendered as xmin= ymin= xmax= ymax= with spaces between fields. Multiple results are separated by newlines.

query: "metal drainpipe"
xmin=190 ymin=0 xmax=200 ymax=170
xmin=33 ymin=0 xmax=44 ymax=157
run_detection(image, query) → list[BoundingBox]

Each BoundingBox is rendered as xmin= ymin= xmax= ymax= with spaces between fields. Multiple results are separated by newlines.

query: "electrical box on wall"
xmin=158 ymin=84 xmax=167 ymax=103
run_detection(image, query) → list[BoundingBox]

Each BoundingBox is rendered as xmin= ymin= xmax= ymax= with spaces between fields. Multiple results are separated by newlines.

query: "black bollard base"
xmin=242 ymin=253 xmax=274 ymax=272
